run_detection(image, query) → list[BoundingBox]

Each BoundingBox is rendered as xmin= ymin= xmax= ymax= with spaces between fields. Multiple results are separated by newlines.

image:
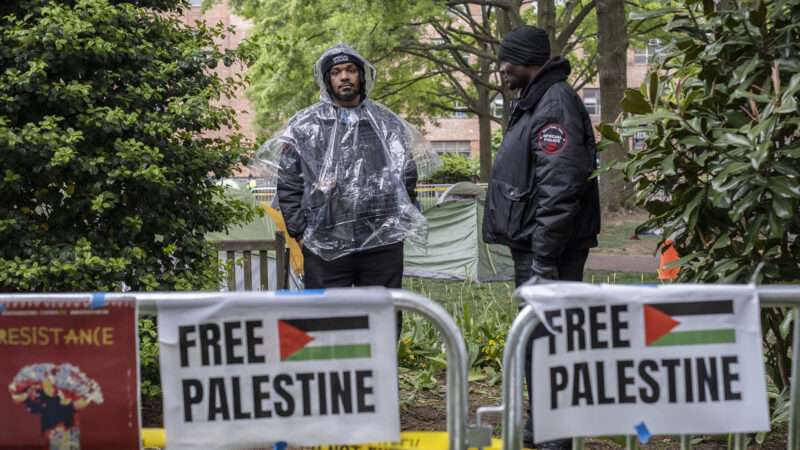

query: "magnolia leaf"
xmin=776 ymin=95 xmax=798 ymax=114
xmin=750 ymin=141 xmax=771 ymax=170
xmin=620 ymin=89 xmax=652 ymax=115
xmin=716 ymin=132 xmax=751 ymax=148
xmin=648 ymin=71 xmax=659 ymax=106
xmin=732 ymin=57 xmax=760 ymax=86
xmin=773 ymin=196 xmax=794 ymax=219
xmin=768 ymin=176 xmax=800 ymax=198
xmin=780 ymin=312 xmax=793 ymax=339
xmin=621 ymin=111 xmax=680 ymax=127
xmin=768 ymin=210 xmax=784 ymax=239
xmin=597 ymin=123 xmax=621 ymax=144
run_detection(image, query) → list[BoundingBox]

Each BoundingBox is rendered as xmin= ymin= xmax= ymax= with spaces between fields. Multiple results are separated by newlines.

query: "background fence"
xmin=251 ymin=183 xmax=488 ymax=212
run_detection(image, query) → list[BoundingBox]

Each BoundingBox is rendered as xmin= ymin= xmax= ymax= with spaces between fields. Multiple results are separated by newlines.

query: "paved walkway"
xmin=586 ymin=253 xmax=659 ymax=273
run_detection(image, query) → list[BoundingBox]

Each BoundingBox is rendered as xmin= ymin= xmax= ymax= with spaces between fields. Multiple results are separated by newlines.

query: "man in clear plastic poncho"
xmin=258 ymin=44 xmax=436 ymax=300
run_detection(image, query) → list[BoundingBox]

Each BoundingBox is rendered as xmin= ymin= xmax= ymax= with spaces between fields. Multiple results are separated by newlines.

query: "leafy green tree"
xmin=0 ymin=0 xmax=254 ymax=292
xmin=227 ymin=0 xmax=444 ymax=137
xmin=607 ymin=0 xmax=800 ymax=389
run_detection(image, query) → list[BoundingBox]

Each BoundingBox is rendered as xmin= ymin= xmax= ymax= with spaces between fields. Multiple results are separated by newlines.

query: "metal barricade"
xmin=488 ymin=285 xmax=800 ymax=450
xmin=1 ymin=289 xmax=470 ymax=450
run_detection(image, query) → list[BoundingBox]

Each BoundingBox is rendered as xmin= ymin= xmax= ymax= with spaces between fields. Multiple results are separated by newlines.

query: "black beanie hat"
xmin=498 ymin=25 xmax=551 ymax=66
xmin=320 ymin=52 xmax=365 ymax=77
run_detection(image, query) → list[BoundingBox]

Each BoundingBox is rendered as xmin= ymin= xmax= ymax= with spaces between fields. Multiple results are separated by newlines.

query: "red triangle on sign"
xmin=643 ymin=305 xmax=680 ymax=346
xmin=278 ymin=321 xmax=315 ymax=360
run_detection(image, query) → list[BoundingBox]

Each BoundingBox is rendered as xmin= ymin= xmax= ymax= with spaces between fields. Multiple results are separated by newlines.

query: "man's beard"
xmin=333 ymin=87 xmax=360 ymax=102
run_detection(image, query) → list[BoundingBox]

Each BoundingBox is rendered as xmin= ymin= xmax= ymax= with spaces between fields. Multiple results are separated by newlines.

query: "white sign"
xmin=158 ymin=290 xmax=400 ymax=449
xmin=519 ymin=283 xmax=769 ymax=442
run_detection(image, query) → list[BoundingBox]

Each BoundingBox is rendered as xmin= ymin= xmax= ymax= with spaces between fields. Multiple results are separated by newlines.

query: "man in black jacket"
xmin=483 ymin=26 xmax=601 ymax=449
xmin=272 ymin=44 xmax=423 ymax=320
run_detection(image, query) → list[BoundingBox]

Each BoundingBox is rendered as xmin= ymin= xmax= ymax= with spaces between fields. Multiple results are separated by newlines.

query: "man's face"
xmin=329 ymin=62 xmax=361 ymax=102
xmin=500 ymin=61 xmax=531 ymax=91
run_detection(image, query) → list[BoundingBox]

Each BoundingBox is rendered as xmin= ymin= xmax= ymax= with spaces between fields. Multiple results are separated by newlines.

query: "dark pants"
xmin=511 ymin=246 xmax=589 ymax=449
xmin=303 ymin=243 xmax=404 ymax=337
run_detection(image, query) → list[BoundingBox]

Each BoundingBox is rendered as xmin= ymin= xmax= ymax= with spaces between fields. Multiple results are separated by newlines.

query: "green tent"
xmin=404 ymin=183 xmax=514 ymax=282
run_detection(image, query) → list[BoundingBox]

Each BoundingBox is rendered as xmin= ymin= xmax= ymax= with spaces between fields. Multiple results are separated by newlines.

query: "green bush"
xmin=0 ymin=0 xmax=256 ymax=401
xmin=423 ymin=153 xmax=479 ymax=184
xmin=0 ymin=0 xmax=254 ymax=292
xmin=606 ymin=0 xmax=800 ymax=391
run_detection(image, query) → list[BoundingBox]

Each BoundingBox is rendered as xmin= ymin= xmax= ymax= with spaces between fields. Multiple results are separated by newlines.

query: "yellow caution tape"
xmin=141 ymin=428 xmax=166 ymax=448
xmin=142 ymin=430 xmax=510 ymax=450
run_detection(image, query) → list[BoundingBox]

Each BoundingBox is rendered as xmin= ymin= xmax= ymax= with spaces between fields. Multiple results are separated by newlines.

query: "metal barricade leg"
xmin=790 ymin=307 xmax=800 ymax=450
xmin=391 ymin=290 xmax=470 ymax=450
xmin=732 ymin=433 xmax=745 ymax=450
xmin=502 ymin=305 xmax=539 ymax=450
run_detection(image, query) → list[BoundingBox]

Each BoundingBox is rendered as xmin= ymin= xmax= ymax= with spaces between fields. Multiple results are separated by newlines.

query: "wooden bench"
xmin=214 ymin=232 xmax=289 ymax=291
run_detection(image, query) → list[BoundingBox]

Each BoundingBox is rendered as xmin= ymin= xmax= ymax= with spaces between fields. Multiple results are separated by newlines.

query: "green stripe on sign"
xmin=286 ymin=344 xmax=371 ymax=361
xmin=650 ymin=329 xmax=736 ymax=346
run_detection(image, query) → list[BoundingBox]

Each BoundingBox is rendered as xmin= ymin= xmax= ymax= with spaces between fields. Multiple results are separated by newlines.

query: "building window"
xmin=634 ymin=48 xmax=649 ymax=65
xmin=633 ymin=131 xmax=648 ymax=150
xmin=491 ymin=96 xmax=505 ymax=118
xmin=450 ymin=102 xmax=469 ymax=118
xmin=583 ymin=88 xmax=600 ymax=117
xmin=431 ymin=140 xmax=472 ymax=156
xmin=634 ymin=39 xmax=662 ymax=65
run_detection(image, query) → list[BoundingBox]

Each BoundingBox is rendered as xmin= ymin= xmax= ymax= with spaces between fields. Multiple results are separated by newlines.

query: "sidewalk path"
xmin=586 ymin=253 xmax=659 ymax=273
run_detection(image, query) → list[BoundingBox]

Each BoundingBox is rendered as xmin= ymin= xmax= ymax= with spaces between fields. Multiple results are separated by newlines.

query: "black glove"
xmin=531 ymin=258 xmax=559 ymax=280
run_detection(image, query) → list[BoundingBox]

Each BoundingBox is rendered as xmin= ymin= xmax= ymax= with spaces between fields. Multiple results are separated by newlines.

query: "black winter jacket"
xmin=483 ymin=57 xmax=600 ymax=262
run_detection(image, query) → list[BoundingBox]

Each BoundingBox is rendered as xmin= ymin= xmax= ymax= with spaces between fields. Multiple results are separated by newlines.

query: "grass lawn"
xmin=398 ymin=270 xmax=661 ymax=380
xmin=403 ymin=269 xmax=660 ymax=307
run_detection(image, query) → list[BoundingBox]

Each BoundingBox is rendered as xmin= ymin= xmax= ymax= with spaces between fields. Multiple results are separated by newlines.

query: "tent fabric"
xmin=404 ymin=189 xmax=514 ymax=282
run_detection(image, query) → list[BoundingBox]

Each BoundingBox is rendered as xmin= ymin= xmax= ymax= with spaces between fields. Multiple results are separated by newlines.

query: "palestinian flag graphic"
xmin=278 ymin=315 xmax=372 ymax=361
xmin=644 ymin=300 xmax=736 ymax=346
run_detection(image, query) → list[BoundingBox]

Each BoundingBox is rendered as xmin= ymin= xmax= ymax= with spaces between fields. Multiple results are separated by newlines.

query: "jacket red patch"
xmin=535 ymin=124 xmax=567 ymax=154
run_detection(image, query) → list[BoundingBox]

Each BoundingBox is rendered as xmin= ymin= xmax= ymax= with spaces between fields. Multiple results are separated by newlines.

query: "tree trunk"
xmin=478 ymin=61 xmax=493 ymax=182
xmin=596 ymin=0 xmax=628 ymax=212
xmin=538 ymin=0 xmax=558 ymax=54
xmin=496 ymin=5 xmax=514 ymax=132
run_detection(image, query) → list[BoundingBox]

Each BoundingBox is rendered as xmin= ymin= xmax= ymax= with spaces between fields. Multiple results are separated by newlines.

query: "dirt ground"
xmin=595 ymin=210 xmax=660 ymax=256
xmin=142 ymin=380 xmax=789 ymax=449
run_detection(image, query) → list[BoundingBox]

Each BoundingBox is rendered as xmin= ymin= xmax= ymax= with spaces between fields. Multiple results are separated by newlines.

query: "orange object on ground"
xmin=658 ymin=240 xmax=680 ymax=281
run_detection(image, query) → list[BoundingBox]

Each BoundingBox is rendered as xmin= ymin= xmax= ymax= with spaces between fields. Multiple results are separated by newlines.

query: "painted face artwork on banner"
xmin=0 ymin=296 xmax=140 ymax=450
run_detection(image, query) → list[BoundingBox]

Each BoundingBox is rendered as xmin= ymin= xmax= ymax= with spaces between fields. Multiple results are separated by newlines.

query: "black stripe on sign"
xmin=649 ymin=300 xmax=734 ymax=316
xmin=281 ymin=315 xmax=369 ymax=332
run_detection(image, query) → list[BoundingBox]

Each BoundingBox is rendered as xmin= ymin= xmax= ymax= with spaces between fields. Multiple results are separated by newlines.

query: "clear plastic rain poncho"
xmin=255 ymin=44 xmax=439 ymax=261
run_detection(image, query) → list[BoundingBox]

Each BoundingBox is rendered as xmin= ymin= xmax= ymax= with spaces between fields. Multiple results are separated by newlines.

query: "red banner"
xmin=0 ymin=296 xmax=140 ymax=450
